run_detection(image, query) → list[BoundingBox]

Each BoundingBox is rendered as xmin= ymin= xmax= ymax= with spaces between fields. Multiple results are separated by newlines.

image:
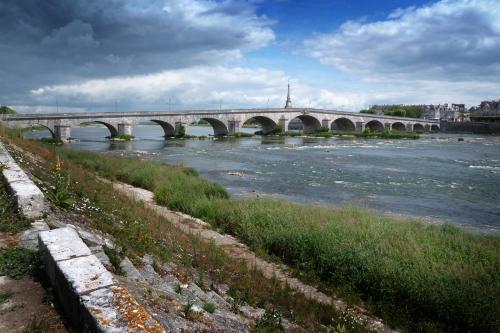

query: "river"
xmin=25 ymin=125 xmax=500 ymax=232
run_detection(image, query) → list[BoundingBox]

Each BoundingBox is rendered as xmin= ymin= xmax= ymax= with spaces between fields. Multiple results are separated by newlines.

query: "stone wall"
xmin=440 ymin=120 xmax=500 ymax=134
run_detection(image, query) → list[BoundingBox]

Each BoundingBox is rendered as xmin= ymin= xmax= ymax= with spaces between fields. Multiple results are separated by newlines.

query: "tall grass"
xmin=53 ymin=148 xmax=500 ymax=332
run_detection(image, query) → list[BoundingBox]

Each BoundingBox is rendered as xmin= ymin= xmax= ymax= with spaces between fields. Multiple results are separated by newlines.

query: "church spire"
xmin=284 ymin=81 xmax=292 ymax=109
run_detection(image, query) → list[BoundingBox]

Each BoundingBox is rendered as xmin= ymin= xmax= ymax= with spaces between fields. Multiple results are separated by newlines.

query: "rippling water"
xmin=25 ymin=125 xmax=500 ymax=232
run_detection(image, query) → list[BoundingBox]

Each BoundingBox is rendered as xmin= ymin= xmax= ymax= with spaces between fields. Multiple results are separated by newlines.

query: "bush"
xmin=0 ymin=106 xmax=16 ymax=114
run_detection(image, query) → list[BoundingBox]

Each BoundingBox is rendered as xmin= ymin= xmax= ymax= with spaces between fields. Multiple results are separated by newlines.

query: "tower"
xmin=284 ymin=82 xmax=292 ymax=109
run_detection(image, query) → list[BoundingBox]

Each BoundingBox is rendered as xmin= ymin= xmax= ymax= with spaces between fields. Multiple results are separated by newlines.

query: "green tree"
xmin=0 ymin=106 xmax=16 ymax=114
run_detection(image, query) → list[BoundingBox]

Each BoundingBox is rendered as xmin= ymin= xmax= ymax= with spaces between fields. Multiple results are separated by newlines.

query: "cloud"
xmin=0 ymin=0 xmax=274 ymax=105
xmin=304 ymin=0 xmax=500 ymax=105
xmin=305 ymin=0 xmax=500 ymax=80
xmin=29 ymin=66 xmax=368 ymax=112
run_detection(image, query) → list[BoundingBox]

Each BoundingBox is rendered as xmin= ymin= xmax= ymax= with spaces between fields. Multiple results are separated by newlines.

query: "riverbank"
xmin=36 ymin=149 xmax=500 ymax=331
xmin=5 ymin=125 xmax=500 ymax=332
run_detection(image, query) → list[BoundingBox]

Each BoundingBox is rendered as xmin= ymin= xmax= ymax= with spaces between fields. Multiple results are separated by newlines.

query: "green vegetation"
xmin=359 ymin=109 xmax=376 ymax=114
xmin=175 ymin=124 xmax=186 ymax=138
xmin=0 ymin=248 xmax=39 ymax=279
xmin=470 ymin=115 xmax=500 ymax=121
xmin=2 ymin=124 xmax=499 ymax=332
xmin=202 ymin=302 xmax=216 ymax=314
xmin=111 ymin=134 xmax=135 ymax=141
xmin=356 ymin=129 xmax=420 ymax=139
xmin=0 ymin=291 xmax=12 ymax=303
xmin=46 ymin=156 xmax=76 ymax=209
xmin=39 ymin=137 xmax=63 ymax=145
xmin=0 ymin=179 xmax=31 ymax=233
xmin=0 ymin=105 xmax=16 ymax=114
xmin=103 ymin=246 xmax=125 ymax=275
xmin=383 ymin=105 xmax=424 ymax=118
xmin=49 ymin=148 xmax=500 ymax=333
xmin=255 ymin=308 xmax=285 ymax=333
xmin=230 ymin=132 xmax=254 ymax=138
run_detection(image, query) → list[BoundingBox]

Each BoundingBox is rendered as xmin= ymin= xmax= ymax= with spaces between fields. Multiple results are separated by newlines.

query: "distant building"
xmin=469 ymin=100 xmax=500 ymax=121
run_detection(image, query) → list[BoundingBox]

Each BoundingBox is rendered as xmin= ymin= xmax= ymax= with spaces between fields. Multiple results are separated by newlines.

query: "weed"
xmin=0 ymin=248 xmax=39 ymax=279
xmin=0 ymin=291 xmax=12 ymax=303
xmin=202 ymin=302 xmax=216 ymax=314
xmin=103 ymin=246 xmax=125 ymax=276
xmin=255 ymin=308 xmax=285 ymax=333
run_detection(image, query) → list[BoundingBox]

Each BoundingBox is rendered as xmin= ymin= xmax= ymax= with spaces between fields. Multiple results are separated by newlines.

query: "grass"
xmin=202 ymin=302 xmax=216 ymax=314
xmin=356 ymin=129 xmax=420 ymax=139
xmin=0 ymin=125 xmax=346 ymax=332
xmin=3 ymin=124 xmax=499 ymax=332
xmin=0 ymin=179 xmax=31 ymax=233
xmin=103 ymin=246 xmax=125 ymax=276
xmin=0 ymin=291 xmax=12 ymax=303
xmin=50 ymin=147 xmax=500 ymax=333
xmin=0 ymin=248 xmax=40 ymax=279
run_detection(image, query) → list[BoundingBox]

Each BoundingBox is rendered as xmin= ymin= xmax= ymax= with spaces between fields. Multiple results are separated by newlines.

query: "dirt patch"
xmin=0 ymin=276 xmax=67 ymax=333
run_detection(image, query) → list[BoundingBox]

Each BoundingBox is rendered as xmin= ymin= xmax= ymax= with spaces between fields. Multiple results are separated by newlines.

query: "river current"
xmin=25 ymin=125 xmax=500 ymax=232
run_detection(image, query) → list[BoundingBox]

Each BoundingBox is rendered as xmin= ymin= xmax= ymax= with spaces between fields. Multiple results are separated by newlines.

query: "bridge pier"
xmin=321 ymin=119 xmax=331 ymax=130
xmin=425 ymin=124 xmax=431 ymax=132
xmin=175 ymin=121 xmax=187 ymax=137
xmin=54 ymin=125 xmax=71 ymax=141
xmin=117 ymin=123 xmax=132 ymax=136
xmin=278 ymin=117 xmax=289 ymax=133
xmin=355 ymin=121 xmax=365 ymax=132
xmin=406 ymin=123 xmax=413 ymax=132
xmin=384 ymin=123 xmax=391 ymax=131
xmin=228 ymin=120 xmax=241 ymax=135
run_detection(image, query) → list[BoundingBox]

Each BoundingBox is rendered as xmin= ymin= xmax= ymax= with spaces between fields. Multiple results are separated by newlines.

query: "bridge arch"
xmin=201 ymin=117 xmax=228 ymax=136
xmin=331 ymin=118 xmax=355 ymax=131
xmin=150 ymin=120 xmax=175 ymax=137
xmin=243 ymin=116 xmax=277 ymax=135
xmin=413 ymin=123 xmax=425 ymax=132
xmin=28 ymin=124 xmax=56 ymax=138
xmin=365 ymin=120 xmax=384 ymax=132
xmin=431 ymin=124 xmax=440 ymax=132
xmin=392 ymin=122 xmax=406 ymax=131
xmin=289 ymin=115 xmax=322 ymax=134
xmin=81 ymin=121 xmax=118 ymax=138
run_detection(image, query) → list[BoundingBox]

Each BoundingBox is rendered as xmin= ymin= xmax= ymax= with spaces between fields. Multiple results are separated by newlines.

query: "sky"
xmin=1 ymin=0 xmax=499 ymax=113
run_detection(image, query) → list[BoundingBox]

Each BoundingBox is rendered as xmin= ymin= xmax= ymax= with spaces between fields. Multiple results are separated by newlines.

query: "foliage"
xmin=383 ymin=105 xmax=424 ymax=118
xmin=103 ymin=246 xmax=125 ymax=275
xmin=39 ymin=137 xmax=63 ymax=145
xmin=230 ymin=132 xmax=253 ymax=138
xmin=112 ymin=134 xmax=135 ymax=141
xmin=202 ymin=302 xmax=216 ymax=313
xmin=255 ymin=308 xmax=285 ymax=333
xmin=0 ymin=248 xmax=39 ymax=279
xmin=357 ymin=129 xmax=420 ymax=139
xmin=0 ymin=291 xmax=12 ymax=303
xmin=46 ymin=155 xmax=76 ymax=209
xmin=0 ymin=106 xmax=16 ymax=114
xmin=0 ymin=179 xmax=31 ymax=233
xmin=359 ymin=109 xmax=376 ymax=114
xmin=176 ymin=124 xmax=186 ymax=138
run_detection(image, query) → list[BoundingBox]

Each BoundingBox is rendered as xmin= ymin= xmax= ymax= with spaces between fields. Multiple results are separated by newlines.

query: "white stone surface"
xmin=58 ymin=255 xmax=114 ymax=295
xmin=39 ymin=227 xmax=92 ymax=262
xmin=0 ymin=141 xmax=47 ymax=219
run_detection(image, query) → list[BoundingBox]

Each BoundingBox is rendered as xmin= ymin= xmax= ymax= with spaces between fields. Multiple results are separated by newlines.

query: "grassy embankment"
xmin=55 ymin=147 xmax=499 ymax=332
xmin=1 ymin=125 xmax=357 ymax=332
xmin=2 ymin=125 xmax=499 ymax=332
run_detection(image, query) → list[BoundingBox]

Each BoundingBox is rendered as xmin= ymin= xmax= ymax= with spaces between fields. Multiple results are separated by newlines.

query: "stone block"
xmin=39 ymin=227 xmax=92 ymax=262
xmin=58 ymin=255 xmax=115 ymax=295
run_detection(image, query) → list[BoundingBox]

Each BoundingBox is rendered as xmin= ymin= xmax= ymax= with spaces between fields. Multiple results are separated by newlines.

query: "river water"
xmin=25 ymin=125 xmax=500 ymax=232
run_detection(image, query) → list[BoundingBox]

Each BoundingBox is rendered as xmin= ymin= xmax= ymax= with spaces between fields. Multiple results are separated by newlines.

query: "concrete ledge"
xmin=0 ymin=141 xmax=47 ymax=219
xmin=38 ymin=227 xmax=164 ymax=332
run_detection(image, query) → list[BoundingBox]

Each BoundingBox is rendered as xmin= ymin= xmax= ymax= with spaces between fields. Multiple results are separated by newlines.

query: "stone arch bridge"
xmin=1 ymin=108 xmax=440 ymax=141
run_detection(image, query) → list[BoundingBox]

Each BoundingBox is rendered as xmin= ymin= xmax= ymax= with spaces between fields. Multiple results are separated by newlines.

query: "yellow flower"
xmin=55 ymin=155 xmax=61 ymax=173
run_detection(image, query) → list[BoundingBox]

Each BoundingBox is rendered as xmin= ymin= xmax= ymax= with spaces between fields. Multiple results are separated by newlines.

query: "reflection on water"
xmin=25 ymin=125 xmax=500 ymax=232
